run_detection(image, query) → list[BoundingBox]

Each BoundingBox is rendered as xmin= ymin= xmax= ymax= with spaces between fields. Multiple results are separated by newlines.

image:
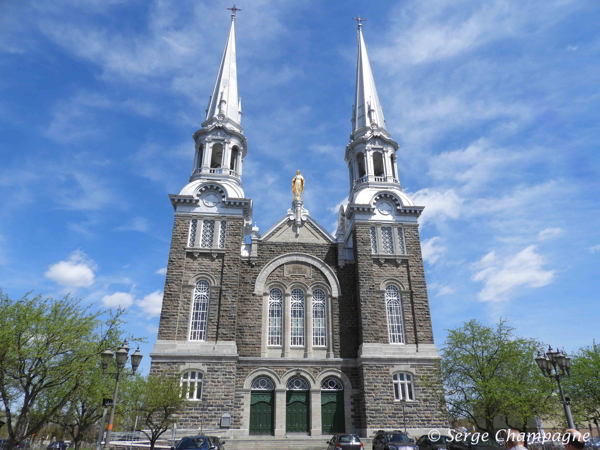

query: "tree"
xmin=0 ymin=291 xmax=127 ymax=450
xmin=125 ymin=375 xmax=186 ymax=450
xmin=563 ymin=344 xmax=600 ymax=434
xmin=440 ymin=319 xmax=557 ymax=435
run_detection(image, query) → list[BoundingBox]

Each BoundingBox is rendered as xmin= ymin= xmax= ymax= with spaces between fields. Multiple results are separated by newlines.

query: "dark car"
xmin=47 ymin=441 xmax=69 ymax=450
xmin=172 ymin=436 xmax=217 ymax=450
xmin=373 ymin=431 xmax=418 ymax=450
xmin=447 ymin=435 xmax=503 ymax=450
xmin=207 ymin=437 xmax=225 ymax=450
xmin=417 ymin=435 xmax=453 ymax=450
xmin=326 ymin=434 xmax=364 ymax=450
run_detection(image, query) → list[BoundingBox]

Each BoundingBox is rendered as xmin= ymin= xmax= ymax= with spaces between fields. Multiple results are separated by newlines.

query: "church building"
xmin=151 ymin=9 xmax=448 ymax=439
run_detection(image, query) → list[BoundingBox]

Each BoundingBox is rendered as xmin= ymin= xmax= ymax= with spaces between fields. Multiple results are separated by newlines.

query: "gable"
xmin=263 ymin=220 xmax=331 ymax=244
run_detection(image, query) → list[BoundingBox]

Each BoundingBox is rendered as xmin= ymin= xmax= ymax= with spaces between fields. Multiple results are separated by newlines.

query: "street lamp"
xmin=98 ymin=341 xmax=143 ymax=450
xmin=535 ymin=345 xmax=574 ymax=428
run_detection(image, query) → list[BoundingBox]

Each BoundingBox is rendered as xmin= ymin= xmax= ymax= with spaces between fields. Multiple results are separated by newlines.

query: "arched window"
xmin=373 ymin=152 xmax=385 ymax=177
xmin=287 ymin=376 xmax=309 ymax=390
xmin=290 ymin=289 xmax=305 ymax=346
xmin=392 ymin=372 xmax=414 ymax=401
xmin=211 ymin=143 xmax=223 ymax=168
xmin=268 ymin=288 xmax=283 ymax=346
xmin=321 ymin=377 xmax=343 ymax=391
xmin=385 ymin=285 xmax=404 ymax=344
xmin=230 ymin=146 xmax=239 ymax=171
xmin=190 ymin=280 xmax=210 ymax=341
xmin=357 ymin=153 xmax=366 ymax=178
xmin=196 ymin=144 xmax=203 ymax=169
xmin=251 ymin=376 xmax=275 ymax=390
xmin=312 ymin=289 xmax=326 ymax=347
xmin=180 ymin=370 xmax=203 ymax=400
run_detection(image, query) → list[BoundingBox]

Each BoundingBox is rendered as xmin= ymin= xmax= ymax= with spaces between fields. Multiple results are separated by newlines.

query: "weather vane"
xmin=227 ymin=5 xmax=241 ymax=19
xmin=352 ymin=15 xmax=366 ymax=28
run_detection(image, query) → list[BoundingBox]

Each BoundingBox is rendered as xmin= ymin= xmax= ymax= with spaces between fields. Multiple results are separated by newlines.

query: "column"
xmin=222 ymin=141 xmax=230 ymax=174
xmin=310 ymin=388 xmax=321 ymax=436
xmin=305 ymin=292 xmax=313 ymax=358
xmin=385 ymin=151 xmax=393 ymax=182
xmin=212 ymin=220 xmax=221 ymax=248
xmin=202 ymin=142 xmax=212 ymax=172
xmin=194 ymin=219 xmax=203 ymax=247
xmin=326 ymin=295 xmax=335 ymax=358
xmin=283 ymin=292 xmax=291 ymax=357
xmin=261 ymin=293 xmax=269 ymax=357
xmin=274 ymin=388 xmax=286 ymax=436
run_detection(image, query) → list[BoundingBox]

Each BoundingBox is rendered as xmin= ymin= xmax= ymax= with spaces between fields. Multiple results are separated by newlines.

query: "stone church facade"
xmin=151 ymin=11 xmax=448 ymax=438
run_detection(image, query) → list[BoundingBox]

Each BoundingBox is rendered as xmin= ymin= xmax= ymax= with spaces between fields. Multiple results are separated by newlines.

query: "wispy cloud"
xmin=421 ymin=237 xmax=446 ymax=265
xmin=471 ymin=245 xmax=555 ymax=302
xmin=589 ymin=245 xmax=600 ymax=254
xmin=537 ymin=227 xmax=564 ymax=241
xmin=114 ymin=217 xmax=150 ymax=233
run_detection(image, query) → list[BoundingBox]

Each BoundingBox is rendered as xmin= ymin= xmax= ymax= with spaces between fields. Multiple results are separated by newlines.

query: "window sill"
xmin=186 ymin=247 xmax=226 ymax=258
xmin=372 ymin=254 xmax=408 ymax=263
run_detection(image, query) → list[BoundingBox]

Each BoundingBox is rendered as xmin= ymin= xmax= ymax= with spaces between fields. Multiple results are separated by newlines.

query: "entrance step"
xmin=221 ymin=436 xmax=373 ymax=450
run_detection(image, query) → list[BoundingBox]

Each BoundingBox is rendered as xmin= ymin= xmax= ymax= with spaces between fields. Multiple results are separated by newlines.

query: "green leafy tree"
xmin=125 ymin=375 xmax=186 ymax=450
xmin=441 ymin=319 xmax=557 ymax=434
xmin=563 ymin=344 xmax=600 ymax=434
xmin=0 ymin=291 xmax=127 ymax=450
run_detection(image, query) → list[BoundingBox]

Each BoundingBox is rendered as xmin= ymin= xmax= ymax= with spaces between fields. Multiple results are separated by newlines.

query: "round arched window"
xmin=287 ymin=376 xmax=309 ymax=391
xmin=321 ymin=377 xmax=343 ymax=391
xmin=251 ymin=376 xmax=275 ymax=391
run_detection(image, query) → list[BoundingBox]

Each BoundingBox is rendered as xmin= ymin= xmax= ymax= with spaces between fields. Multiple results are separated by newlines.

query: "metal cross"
xmin=227 ymin=5 xmax=241 ymax=18
xmin=352 ymin=15 xmax=366 ymax=28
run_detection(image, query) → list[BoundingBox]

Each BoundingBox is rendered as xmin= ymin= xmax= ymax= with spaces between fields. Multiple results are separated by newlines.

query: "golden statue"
xmin=292 ymin=170 xmax=304 ymax=200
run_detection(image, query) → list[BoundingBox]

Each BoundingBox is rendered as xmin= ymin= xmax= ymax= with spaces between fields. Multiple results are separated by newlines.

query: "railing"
xmin=353 ymin=175 xmax=369 ymax=186
xmin=191 ymin=168 xmax=241 ymax=179
xmin=374 ymin=176 xmax=386 ymax=182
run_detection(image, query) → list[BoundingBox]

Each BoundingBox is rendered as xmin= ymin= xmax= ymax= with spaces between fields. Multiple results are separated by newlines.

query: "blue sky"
xmin=1 ymin=0 xmax=599 ymax=374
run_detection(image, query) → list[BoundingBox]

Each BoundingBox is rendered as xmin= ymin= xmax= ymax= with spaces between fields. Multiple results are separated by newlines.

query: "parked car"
xmin=207 ymin=437 xmax=225 ymax=450
xmin=447 ymin=435 xmax=503 ymax=450
xmin=326 ymin=434 xmax=364 ymax=450
xmin=47 ymin=441 xmax=69 ymax=450
xmin=171 ymin=436 xmax=217 ymax=450
xmin=373 ymin=431 xmax=418 ymax=450
xmin=417 ymin=435 xmax=453 ymax=450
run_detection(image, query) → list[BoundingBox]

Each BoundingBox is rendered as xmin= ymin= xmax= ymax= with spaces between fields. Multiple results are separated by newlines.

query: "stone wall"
xmin=361 ymin=362 xmax=447 ymax=429
xmin=151 ymin=361 xmax=237 ymax=429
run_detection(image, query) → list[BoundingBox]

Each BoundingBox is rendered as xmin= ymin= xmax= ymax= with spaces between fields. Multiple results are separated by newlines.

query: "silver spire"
xmin=205 ymin=10 xmax=241 ymax=125
xmin=352 ymin=18 xmax=386 ymax=132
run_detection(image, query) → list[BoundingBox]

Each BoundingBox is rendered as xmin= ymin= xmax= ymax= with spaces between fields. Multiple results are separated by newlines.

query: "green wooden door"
xmin=321 ymin=391 xmax=345 ymax=433
xmin=250 ymin=391 xmax=274 ymax=435
xmin=286 ymin=391 xmax=309 ymax=433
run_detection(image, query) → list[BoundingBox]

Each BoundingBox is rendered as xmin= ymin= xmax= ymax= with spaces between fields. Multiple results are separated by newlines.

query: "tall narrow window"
xmin=312 ymin=289 xmax=326 ymax=347
xmin=180 ymin=370 xmax=204 ymax=400
xmin=201 ymin=220 xmax=215 ymax=248
xmin=196 ymin=144 xmax=203 ymax=169
xmin=370 ymin=226 xmax=377 ymax=253
xmin=290 ymin=288 xmax=305 ymax=346
xmin=190 ymin=280 xmax=210 ymax=341
xmin=357 ymin=152 xmax=366 ymax=178
xmin=382 ymin=227 xmax=394 ymax=254
xmin=268 ymin=288 xmax=283 ymax=346
xmin=373 ymin=152 xmax=385 ymax=177
xmin=230 ymin=146 xmax=239 ymax=171
xmin=188 ymin=219 xmax=197 ymax=247
xmin=211 ymin=143 xmax=223 ymax=168
xmin=218 ymin=221 xmax=227 ymax=248
xmin=397 ymin=228 xmax=406 ymax=254
xmin=385 ymin=285 xmax=404 ymax=344
xmin=393 ymin=373 xmax=414 ymax=401
xmin=391 ymin=154 xmax=397 ymax=179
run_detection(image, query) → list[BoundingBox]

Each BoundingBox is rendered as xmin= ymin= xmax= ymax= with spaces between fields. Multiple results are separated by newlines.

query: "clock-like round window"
xmin=202 ymin=192 xmax=220 ymax=207
xmin=377 ymin=201 xmax=393 ymax=215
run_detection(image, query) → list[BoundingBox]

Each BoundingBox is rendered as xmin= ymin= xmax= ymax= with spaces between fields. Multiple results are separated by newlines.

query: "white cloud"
xmin=155 ymin=267 xmax=167 ymax=276
xmin=135 ymin=290 xmax=163 ymax=318
xmin=311 ymin=144 xmax=338 ymax=155
xmin=410 ymin=188 xmax=463 ymax=226
xmin=429 ymin=282 xmax=456 ymax=296
xmin=471 ymin=245 xmax=555 ymax=302
xmin=589 ymin=245 xmax=600 ymax=254
xmin=114 ymin=217 xmax=150 ymax=232
xmin=537 ymin=227 xmax=564 ymax=241
xmin=421 ymin=237 xmax=446 ymax=265
xmin=328 ymin=197 xmax=349 ymax=214
xmin=566 ymin=45 xmax=578 ymax=51
xmin=45 ymin=250 xmax=96 ymax=287
xmin=101 ymin=291 xmax=134 ymax=308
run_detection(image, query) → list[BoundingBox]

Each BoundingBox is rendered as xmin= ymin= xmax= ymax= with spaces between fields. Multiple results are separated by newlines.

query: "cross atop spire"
xmin=227 ymin=5 xmax=241 ymax=20
xmin=352 ymin=15 xmax=366 ymax=29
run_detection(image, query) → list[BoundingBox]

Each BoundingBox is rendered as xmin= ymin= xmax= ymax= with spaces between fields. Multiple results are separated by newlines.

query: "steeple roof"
xmin=205 ymin=13 xmax=241 ymax=125
xmin=353 ymin=22 xmax=386 ymax=132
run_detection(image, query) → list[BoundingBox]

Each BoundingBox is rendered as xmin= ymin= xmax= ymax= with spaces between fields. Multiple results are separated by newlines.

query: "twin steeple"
xmin=205 ymin=8 xmax=242 ymax=127
xmin=352 ymin=17 xmax=386 ymax=133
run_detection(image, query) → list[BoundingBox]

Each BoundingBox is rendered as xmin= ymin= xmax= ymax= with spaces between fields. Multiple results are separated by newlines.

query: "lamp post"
xmin=535 ymin=345 xmax=575 ymax=429
xmin=99 ymin=341 xmax=143 ymax=450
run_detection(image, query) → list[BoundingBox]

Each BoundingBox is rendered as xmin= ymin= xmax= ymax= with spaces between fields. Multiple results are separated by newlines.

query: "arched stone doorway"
xmin=321 ymin=377 xmax=345 ymax=433
xmin=249 ymin=376 xmax=275 ymax=435
xmin=286 ymin=376 xmax=310 ymax=433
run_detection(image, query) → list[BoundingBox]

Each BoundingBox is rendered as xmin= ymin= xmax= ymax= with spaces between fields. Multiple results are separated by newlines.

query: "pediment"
xmin=262 ymin=219 xmax=332 ymax=244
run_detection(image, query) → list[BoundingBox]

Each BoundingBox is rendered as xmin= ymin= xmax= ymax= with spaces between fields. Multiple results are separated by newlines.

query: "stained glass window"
xmin=268 ymin=288 xmax=283 ymax=346
xmin=291 ymin=289 xmax=305 ymax=346
xmin=385 ymin=285 xmax=404 ymax=344
xmin=190 ymin=280 xmax=210 ymax=341
xmin=312 ymin=289 xmax=326 ymax=347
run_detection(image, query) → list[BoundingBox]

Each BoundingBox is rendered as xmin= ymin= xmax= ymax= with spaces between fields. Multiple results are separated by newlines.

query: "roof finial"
xmin=227 ymin=5 xmax=241 ymax=20
xmin=352 ymin=15 xmax=366 ymax=29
